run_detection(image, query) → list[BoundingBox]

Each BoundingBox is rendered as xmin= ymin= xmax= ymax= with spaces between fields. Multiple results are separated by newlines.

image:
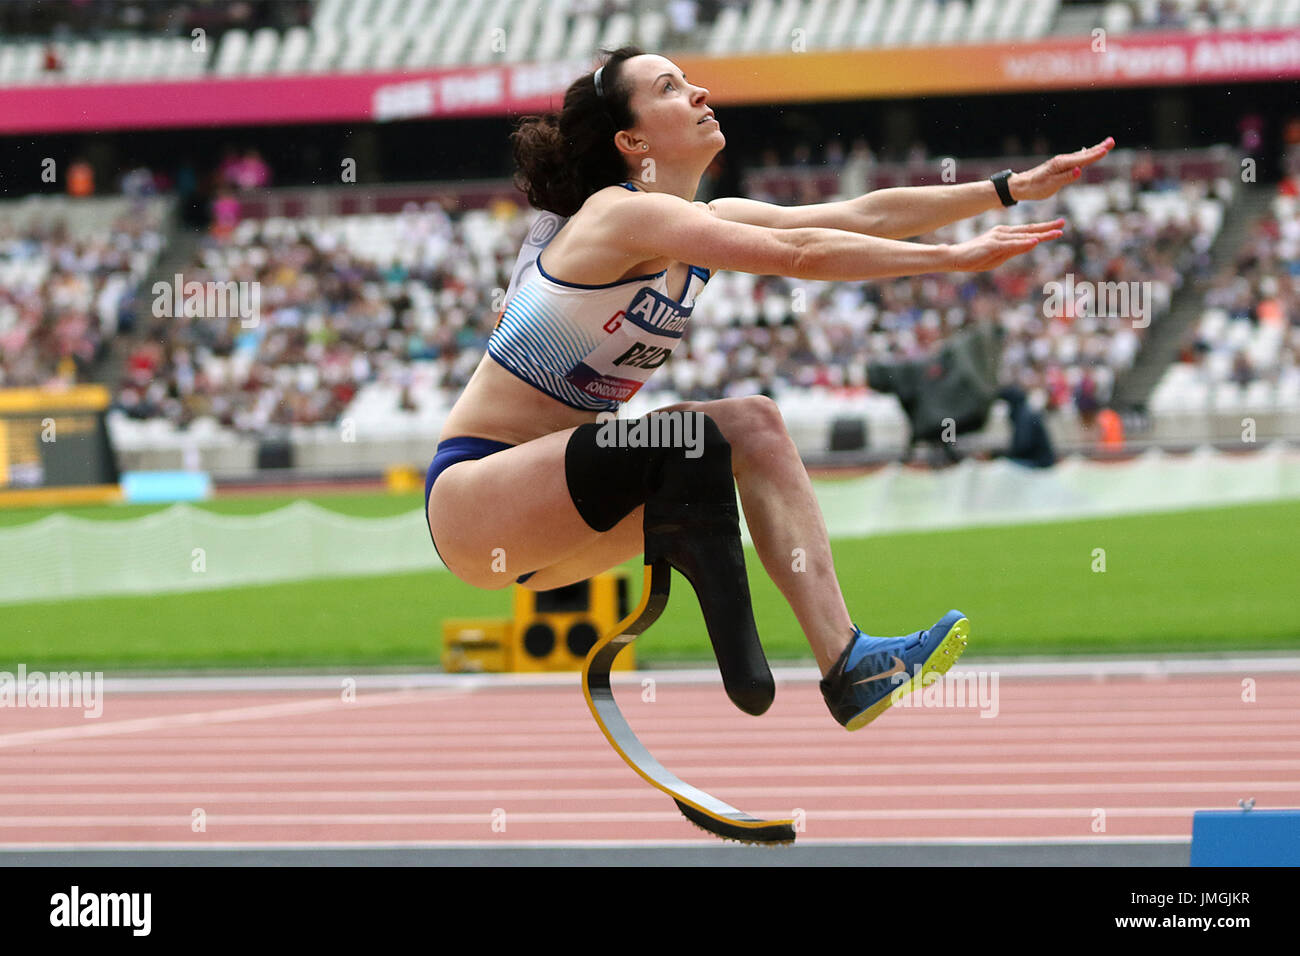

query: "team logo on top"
xmin=625 ymin=287 xmax=691 ymax=337
xmin=528 ymin=213 xmax=562 ymax=246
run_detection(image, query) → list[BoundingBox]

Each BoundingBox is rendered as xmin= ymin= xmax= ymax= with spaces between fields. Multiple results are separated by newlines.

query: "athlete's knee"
xmin=744 ymin=394 xmax=786 ymax=431
xmin=716 ymin=396 xmax=795 ymax=473
xmin=441 ymin=546 xmax=522 ymax=591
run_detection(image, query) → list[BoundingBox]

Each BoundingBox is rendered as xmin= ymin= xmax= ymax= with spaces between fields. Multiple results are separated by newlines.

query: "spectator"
xmin=1074 ymin=366 xmax=1101 ymax=422
xmin=1096 ymin=406 xmax=1125 ymax=451
xmin=666 ymin=0 xmax=698 ymax=50
xmin=837 ymin=138 xmax=876 ymax=199
xmin=1231 ymin=350 xmax=1255 ymax=386
xmin=232 ymin=149 xmax=272 ymax=191
xmin=211 ymin=189 xmax=241 ymax=238
xmin=992 ymin=386 xmax=1056 ymax=468
xmin=67 ymin=159 xmax=94 ymax=197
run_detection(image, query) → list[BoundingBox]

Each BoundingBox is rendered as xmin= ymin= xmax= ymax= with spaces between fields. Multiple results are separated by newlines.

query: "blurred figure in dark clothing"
xmin=867 ymin=322 xmax=1004 ymax=465
xmin=992 ymin=385 xmax=1056 ymax=468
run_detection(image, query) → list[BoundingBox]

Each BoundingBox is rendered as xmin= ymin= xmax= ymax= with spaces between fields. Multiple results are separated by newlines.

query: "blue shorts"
xmin=424 ymin=436 xmax=537 ymax=585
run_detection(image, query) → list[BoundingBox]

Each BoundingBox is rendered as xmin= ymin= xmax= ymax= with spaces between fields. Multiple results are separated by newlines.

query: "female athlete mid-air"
xmin=426 ymin=46 xmax=1113 ymax=730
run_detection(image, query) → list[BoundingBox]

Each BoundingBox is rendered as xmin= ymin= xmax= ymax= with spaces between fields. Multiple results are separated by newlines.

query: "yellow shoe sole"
xmin=843 ymin=616 xmax=971 ymax=732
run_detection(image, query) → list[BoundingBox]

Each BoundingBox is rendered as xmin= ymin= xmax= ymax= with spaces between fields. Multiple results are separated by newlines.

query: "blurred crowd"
xmin=0 ymin=206 xmax=165 ymax=389
xmin=1174 ymin=199 xmax=1300 ymax=389
xmin=113 ymin=202 xmax=476 ymax=432
xmin=1170 ymin=132 xmax=1300 ymax=390
xmin=670 ymin=179 xmax=1213 ymax=420
xmin=1108 ymin=0 xmax=1253 ymax=30
xmin=99 ymin=160 xmax=1220 ymax=434
xmin=1 ymin=0 xmax=312 ymax=42
xmin=4 ymin=140 xmax=1292 ymax=439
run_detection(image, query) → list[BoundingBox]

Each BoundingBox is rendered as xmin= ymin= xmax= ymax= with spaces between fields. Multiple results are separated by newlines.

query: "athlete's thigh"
xmin=500 ymin=399 xmax=776 ymax=590
xmin=519 ymin=504 xmax=645 ymax=591
xmin=522 ymin=399 xmax=771 ymax=590
xmin=428 ymin=425 xmax=603 ymax=589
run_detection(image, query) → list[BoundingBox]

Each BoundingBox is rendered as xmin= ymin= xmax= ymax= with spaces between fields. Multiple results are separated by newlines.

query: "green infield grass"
xmin=0 ymin=495 xmax=1296 ymax=670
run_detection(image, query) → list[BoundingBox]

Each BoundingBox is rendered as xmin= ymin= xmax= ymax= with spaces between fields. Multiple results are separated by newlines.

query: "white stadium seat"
xmin=213 ymin=28 xmax=249 ymax=76
xmin=767 ymin=0 xmax=803 ymax=52
xmin=504 ymin=0 xmax=543 ymax=63
xmin=342 ymin=0 xmax=377 ymax=35
xmin=599 ymin=11 xmax=638 ymax=50
xmin=372 ymin=29 xmax=409 ymax=70
xmin=1102 ymin=1 xmax=1134 ymax=35
xmin=1022 ymin=0 xmax=1059 ymax=38
xmin=881 ymin=0 xmax=914 ymax=47
xmin=468 ymin=0 xmax=513 ymax=65
xmin=275 ymin=27 xmax=311 ymax=73
xmin=63 ymin=40 xmax=97 ymax=82
xmin=313 ymin=0 xmax=348 ymax=33
xmin=337 ymin=29 xmax=376 ymax=73
xmin=798 ymin=0 xmax=832 ymax=51
xmin=245 ymin=27 xmax=280 ymax=76
xmin=403 ymin=28 xmax=440 ymax=69
xmin=819 ymin=0 xmax=859 ymax=50
xmin=306 ymin=31 xmax=342 ymax=72
xmin=533 ymin=0 xmax=568 ymax=62
xmin=637 ymin=10 xmax=667 ymax=52
xmin=851 ymin=0 xmax=887 ymax=47
xmin=965 ymin=0 xmax=999 ymax=41
xmin=395 ymin=0 xmax=436 ymax=33
xmin=707 ymin=7 xmax=745 ymax=54
xmin=905 ymin=0 xmax=940 ymax=46
xmin=935 ymin=0 xmax=970 ymax=45
xmin=92 ymin=37 xmax=127 ymax=82
xmin=739 ymin=0 xmax=776 ymax=52
xmin=125 ymin=37 xmax=156 ymax=78
xmin=0 ymin=43 xmax=39 ymax=86
xmin=563 ymin=15 xmax=600 ymax=62
xmin=993 ymin=0 xmax=1027 ymax=41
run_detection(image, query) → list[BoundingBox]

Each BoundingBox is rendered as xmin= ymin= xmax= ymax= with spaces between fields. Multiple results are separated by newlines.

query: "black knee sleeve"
xmin=564 ymin=412 xmax=733 ymax=532
xmin=566 ymin=412 xmax=772 ymax=717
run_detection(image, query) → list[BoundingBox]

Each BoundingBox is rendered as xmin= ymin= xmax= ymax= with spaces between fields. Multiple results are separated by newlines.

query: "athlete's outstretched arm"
xmin=603 ymin=190 xmax=1064 ymax=282
xmin=706 ymin=138 xmax=1115 ymax=240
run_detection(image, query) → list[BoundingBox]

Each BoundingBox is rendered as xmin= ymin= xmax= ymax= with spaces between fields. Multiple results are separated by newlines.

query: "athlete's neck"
xmin=621 ymin=166 xmax=707 ymax=203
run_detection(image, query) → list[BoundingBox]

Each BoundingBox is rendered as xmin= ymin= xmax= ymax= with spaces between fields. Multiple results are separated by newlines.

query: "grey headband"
xmin=593 ymin=64 xmax=606 ymax=98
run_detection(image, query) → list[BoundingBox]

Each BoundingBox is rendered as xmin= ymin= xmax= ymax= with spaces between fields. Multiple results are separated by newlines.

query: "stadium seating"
xmin=0 ymin=196 xmax=169 ymax=389
xmin=89 ymin=150 xmax=1229 ymax=456
xmin=4 ymin=0 xmax=1298 ymax=86
xmin=1103 ymin=0 xmax=1297 ymax=32
xmin=1151 ymin=193 xmax=1300 ymax=414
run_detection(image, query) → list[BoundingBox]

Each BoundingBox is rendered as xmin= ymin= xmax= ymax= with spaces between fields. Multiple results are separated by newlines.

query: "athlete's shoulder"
xmin=585 ymin=182 xmax=698 ymax=208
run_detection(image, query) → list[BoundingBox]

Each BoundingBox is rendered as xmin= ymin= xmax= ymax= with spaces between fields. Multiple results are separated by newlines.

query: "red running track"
xmin=1 ymin=670 xmax=1298 ymax=847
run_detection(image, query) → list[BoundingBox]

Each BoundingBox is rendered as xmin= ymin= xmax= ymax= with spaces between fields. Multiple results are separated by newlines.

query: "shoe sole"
xmin=843 ymin=616 xmax=970 ymax=732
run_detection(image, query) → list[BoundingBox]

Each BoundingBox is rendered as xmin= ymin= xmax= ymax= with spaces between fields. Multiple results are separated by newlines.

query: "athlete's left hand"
xmin=1009 ymin=137 xmax=1115 ymax=202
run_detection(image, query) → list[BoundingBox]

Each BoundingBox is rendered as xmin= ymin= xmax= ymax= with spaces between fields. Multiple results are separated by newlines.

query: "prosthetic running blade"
xmin=581 ymin=560 xmax=796 ymax=845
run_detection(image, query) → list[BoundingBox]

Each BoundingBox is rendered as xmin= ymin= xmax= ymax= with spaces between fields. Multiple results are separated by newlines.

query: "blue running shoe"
xmin=819 ymin=610 xmax=970 ymax=731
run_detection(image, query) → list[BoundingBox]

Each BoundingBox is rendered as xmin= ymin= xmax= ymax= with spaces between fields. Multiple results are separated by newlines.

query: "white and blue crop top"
xmin=486 ymin=183 xmax=710 ymax=411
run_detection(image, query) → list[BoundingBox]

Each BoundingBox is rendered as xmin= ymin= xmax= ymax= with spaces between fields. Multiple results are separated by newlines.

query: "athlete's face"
xmin=619 ymin=55 xmax=723 ymax=166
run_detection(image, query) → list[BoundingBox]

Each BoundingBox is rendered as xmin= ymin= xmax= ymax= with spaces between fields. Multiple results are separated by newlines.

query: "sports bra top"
xmin=485 ymin=182 xmax=710 ymax=411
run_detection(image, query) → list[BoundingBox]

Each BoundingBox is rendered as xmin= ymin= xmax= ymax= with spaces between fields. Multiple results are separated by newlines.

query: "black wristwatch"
xmin=990 ymin=169 xmax=1017 ymax=207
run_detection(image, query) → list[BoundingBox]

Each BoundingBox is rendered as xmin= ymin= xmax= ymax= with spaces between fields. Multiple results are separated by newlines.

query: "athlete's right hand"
xmin=945 ymin=219 xmax=1065 ymax=272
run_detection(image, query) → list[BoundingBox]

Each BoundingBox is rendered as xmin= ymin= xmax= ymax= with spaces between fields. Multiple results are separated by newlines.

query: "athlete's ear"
xmin=613 ymin=129 xmax=644 ymax=159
